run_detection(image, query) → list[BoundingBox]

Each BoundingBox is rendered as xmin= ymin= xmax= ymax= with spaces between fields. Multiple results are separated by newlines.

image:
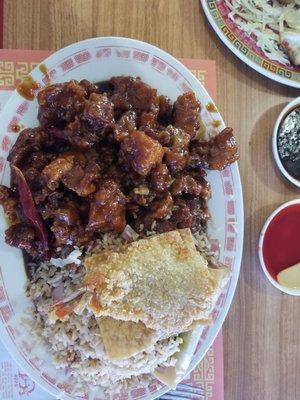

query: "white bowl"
xmin=272 ymin=97 xmax=300 ymax=188
xmin=0 ymin=37 xmax=244 ymax=400
xmin=258 ymin=199 xmax=300 ymax=296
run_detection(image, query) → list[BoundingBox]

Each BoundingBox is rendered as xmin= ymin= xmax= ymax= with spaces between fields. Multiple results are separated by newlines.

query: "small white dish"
xmin=258 ymin=199 xmax=300 ymax=296
xmin=272 ymin=97 xmax=300 ymax=188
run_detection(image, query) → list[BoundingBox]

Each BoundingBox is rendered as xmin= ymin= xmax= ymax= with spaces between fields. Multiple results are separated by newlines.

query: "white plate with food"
xmin=201 ymin=0 xmax=300 ymax=88
xmin=0 ymin=37 xmax=243 ymax=399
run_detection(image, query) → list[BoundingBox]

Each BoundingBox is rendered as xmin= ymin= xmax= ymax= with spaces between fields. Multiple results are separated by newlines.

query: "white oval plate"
xmin=200 ymin=0 xmax=300 ymax=88
xmin=0 ymin=37 xmax=244 ymax=399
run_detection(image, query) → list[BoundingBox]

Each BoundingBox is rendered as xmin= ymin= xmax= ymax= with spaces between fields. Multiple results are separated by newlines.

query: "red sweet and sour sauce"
xmin=262 ymin=204 xmax=300 ymax=280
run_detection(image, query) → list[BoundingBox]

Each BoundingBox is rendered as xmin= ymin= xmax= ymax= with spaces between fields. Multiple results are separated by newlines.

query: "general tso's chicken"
xmin=8 ymin=128 xmax=53 ymax=167
xmin=120 ymin=131 xmax=164 ymax=176
xmin=146 ymin=192 xmax=173 ymax=222
xmin=61 ymin=160 xmax=101 ymax=197
xmin=170 ymin=175 xmax=203 ymax=197
xmin=43 ymin=152 xmax=101 ymax=197
xmin=0 ymin=76 xmax=239 ymax=260
xmin=113 ymin=111 xmax=137 ymax=142
xmin=149 ymin=164 xmax=171 ymax=192
xmin=110 ymin=76 xmax=159 ymax=112
xmin=173 ymin=92 xmax=201 ymax=139
xmin=206 ymin=127 xmax=239 ymax=170
xmin=190 ymin=127 xmax=239 ymax=170
xmin=37 ymin=80 xmax=88 ymax=127
xmin=42 ymin=153 xmax=76 ymax=190
xmin=48 ymin=93 xmax=114 ymax=150
xmin=81 ymin=93 xmax=114 ymax=131
xmin=87 ymin=179 xmax=126 ymax=233
xmin=0 ymin=186 xmax=19 ymax=225
xmin=5 ymin=223 xmax=41 ymax=258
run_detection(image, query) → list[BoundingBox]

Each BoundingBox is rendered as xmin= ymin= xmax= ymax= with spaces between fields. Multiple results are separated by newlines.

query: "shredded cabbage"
xmin=224 ymin=0 xmax=300 ymax=65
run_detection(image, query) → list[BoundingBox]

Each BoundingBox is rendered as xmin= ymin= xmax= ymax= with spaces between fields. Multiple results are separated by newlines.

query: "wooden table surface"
xmin=3 ymin=1 xmax=300 ymax=399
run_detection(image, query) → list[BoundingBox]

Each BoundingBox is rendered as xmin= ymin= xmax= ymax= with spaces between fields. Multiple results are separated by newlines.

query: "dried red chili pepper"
xmin=13 ymin=166 xmax=49 ymax=258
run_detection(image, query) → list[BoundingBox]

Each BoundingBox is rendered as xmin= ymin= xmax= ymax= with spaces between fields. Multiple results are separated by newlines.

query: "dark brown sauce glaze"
xmin=277 ymin=105 xmax=300 ymax=180
xmin=17 ymin=76 xmax=39 ymax=101
xmin=39 ymin=63 xmax=48 ymax=76
xmin=206 ymin=102 xmax=217 ymax=112
xmin=39 ymin=63 xmax=51 ymax=84
xmin=95 ymin=80 xmax=114 ymax=94
xmin=212 ymin=120 xmax=221 ymax=128
xmin=10 ymin=124 xmax=21 ymax=133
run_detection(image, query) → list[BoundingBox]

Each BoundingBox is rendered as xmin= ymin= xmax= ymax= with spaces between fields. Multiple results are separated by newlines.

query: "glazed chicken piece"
xmin=188 ymin=170 xmax=211 ymax=200
xmin=0 ymin=185 xmax=19 ymax=223
xmin=139 ymin=108 xmax=158 ymax=136
xmin=136 ymin=192 xmax=174 ymax=231
xmin=38 ymin=80 xmax=88 ymax=127
xmin=7 ymin=127 xmax=55 ymax=204
xmin=49 ymin=118 xmax=97 ymax=150
xmin=170 ymin=175 xmax=203 ymax=197
xmin=163 ymin=126 xmax=191 ymax=175
xmin=87 ymin=179 xmax=126 ymax=233
xmin=158 ymin=95 xmax=173 ymax=125
xmin=8 ymin=128 xmax=53 ymax=167
xmin=190 ymin=127 xmax=239 ymax=170
xmin=41 ymin=196 xmax=92 ymax=247
xmin=5 ymin=223 xmax=41 ymax=258
xmin=42 ymin=152 xmax=76 ymax=190
xmin=165 ymin=148 xmax=188 ymax=175
xmin=113 ymin=111 xmax=137 ymax=142
xmin=61 ymin=160 xmax=100 ymax=197
xmin=49 ymin=93 xmax=114 ymax=150
xmin=110 ymin=76 xmax=159 ymax=112
xmin=149 ymin=164 xmax=171 ymax=192
xmin=81 ymin=93 xmax=114 ymax=131
xmin=79 ymin=79 xmax=99 ymax=96
xmin=51 ymin=219 xmax=90 ymax=247
xmin=51 ymin=209 xmax=92 ymax=247
xmin=207 ymin=128 xmax=239 ymax=169
xmin=172 ymin=198 xmax=210 ymax=232
xmin=147 ymin=192 xmax=173 ymax=220
xmin=42 ymin=152 xmax=101 ymax=197
xmin=173 ymin=92 xmax=201 ymax=139
xmin=120 ymin=131 xmax=164 ymax=176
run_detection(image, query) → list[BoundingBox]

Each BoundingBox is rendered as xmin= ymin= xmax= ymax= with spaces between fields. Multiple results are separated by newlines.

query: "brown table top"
xmin=3 ymin=1 xmax=300 ymax=399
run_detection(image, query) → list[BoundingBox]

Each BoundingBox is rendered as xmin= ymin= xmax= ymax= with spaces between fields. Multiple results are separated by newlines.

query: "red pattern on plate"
xmin=1 ymin=136 xmax=10 ymax=152
xmin=16 ymin=101 xmax=30 ymax=116
xmin=0 ymin=286 xmax=6 ymax=302
xmin=7 ymin=116 xmax=20 ymax=133
xmin=116 ymin=49 xmax=131 ymax=59
xmin=74 ymin=50 xmax=92 ymax=64
xmin=0 ymin=305 xmax=12 ymax=323
xmin=0 ymin=156 xmax=5 ymax=173
xmin=133 ymin=50 xmax=149 ymax=63
xmin=96 ymin=48 xmax=112 ymax=58
xmin=59 ymin=57 xmax=75 ymax=72
xmin=151 ymin=56 xmax=167 ymax=72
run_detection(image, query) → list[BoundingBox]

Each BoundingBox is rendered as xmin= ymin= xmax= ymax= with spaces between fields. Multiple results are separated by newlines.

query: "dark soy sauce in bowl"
xmin=277 ymin=105 xmax=300 ymax=181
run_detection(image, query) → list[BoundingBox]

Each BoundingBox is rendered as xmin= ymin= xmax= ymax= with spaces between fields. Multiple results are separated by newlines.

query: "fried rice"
xmin=26 ymin=231 xmax=215 ymax=395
